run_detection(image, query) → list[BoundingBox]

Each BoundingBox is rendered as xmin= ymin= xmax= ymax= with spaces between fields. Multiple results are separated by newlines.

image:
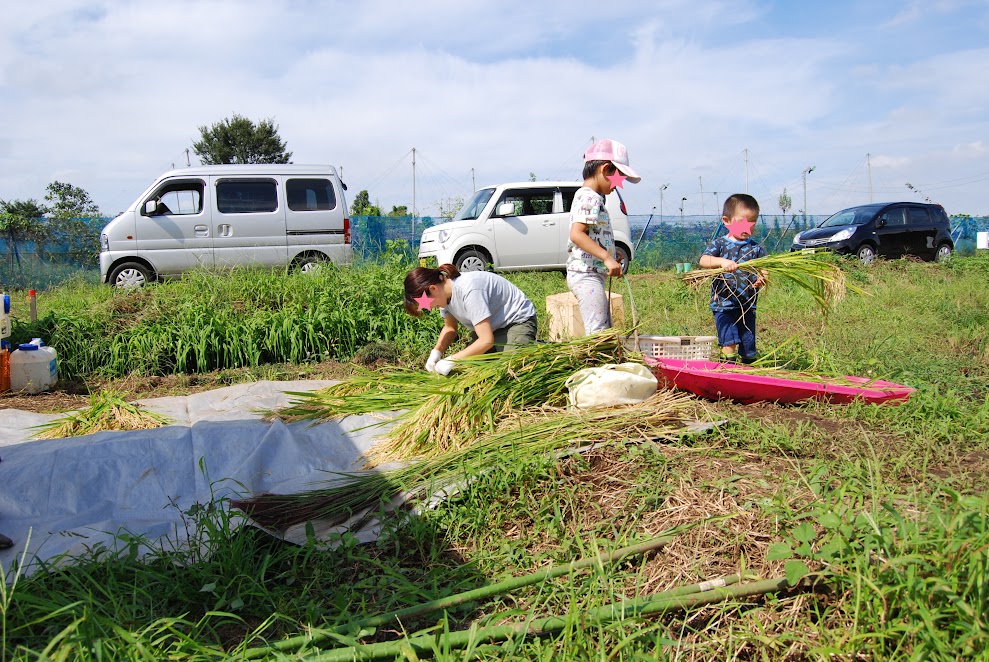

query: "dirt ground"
xmin=0 ymin=360 xmax=360 ymax=414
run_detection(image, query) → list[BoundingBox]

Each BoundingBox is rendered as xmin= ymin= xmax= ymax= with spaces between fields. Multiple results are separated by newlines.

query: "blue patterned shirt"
xmin=701 ymin=236 xmax=767 ymax=311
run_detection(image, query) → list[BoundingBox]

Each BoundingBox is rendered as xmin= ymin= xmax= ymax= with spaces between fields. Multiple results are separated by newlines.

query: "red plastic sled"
xmin=646 ymin=358 xmax=915 ymax=405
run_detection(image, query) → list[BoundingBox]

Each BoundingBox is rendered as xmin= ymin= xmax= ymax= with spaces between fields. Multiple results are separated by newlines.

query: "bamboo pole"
xmin=242 ymin=535 xmax=677 ymax=659
xmin=301 ymin=577 xmax=789 ymax=661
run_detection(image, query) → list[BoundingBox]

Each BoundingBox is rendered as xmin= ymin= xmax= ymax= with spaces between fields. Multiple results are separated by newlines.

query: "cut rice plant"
xmin=275 ymin=330 xmax=635 ymax=466
xmin=682 ymin=249 xmax=869 ymax=316
xmin=235 ymin=389 xmax=698 ymax=531
xmin=33 ymin=390 xmax=172 ymax=439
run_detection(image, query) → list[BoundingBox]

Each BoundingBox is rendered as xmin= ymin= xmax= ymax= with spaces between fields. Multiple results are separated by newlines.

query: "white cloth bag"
xmin=565 ymin=363 xmax=658 ymax=409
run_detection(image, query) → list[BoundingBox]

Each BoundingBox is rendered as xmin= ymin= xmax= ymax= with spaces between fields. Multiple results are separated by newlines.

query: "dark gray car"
xmin=791 ymin=202 xmax=954 ymax=263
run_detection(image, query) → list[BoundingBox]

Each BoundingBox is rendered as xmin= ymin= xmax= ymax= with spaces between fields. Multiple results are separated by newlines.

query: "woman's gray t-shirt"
xmin=441 ymin=271 xmax=536 ymax=331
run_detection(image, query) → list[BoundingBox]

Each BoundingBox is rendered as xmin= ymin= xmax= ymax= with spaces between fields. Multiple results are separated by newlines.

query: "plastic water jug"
xmin=10 ymin=338 xmax=58 ymax=394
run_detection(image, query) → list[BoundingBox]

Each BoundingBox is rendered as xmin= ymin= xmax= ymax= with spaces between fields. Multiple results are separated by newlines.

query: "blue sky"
xmin=1 ymin=0 xmax=987 ymax=220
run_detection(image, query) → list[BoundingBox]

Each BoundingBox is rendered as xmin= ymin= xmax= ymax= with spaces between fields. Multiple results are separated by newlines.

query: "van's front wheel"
xmin=108 ymin=262 xmax=153 ymax=288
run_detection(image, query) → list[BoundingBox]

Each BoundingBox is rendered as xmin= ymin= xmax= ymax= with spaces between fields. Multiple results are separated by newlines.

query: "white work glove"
xmin=434 ymin=358 xmax=455 ymax=376
xmin=425 ymin=349 xmax=443 ymax=372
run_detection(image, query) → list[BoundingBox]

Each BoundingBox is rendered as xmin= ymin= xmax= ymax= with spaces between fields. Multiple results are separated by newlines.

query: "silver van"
xmin=99 ymin=164 xmax=352 ymax=287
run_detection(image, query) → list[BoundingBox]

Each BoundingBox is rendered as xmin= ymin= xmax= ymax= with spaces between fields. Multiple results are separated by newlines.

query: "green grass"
xmin=3 ymin=255 xmax=989 ymax=660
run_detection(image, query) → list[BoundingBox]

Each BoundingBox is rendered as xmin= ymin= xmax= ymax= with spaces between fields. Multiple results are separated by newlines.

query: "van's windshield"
xmin=453 ymin=188 xmax=495 ymax=221
xmin=819 ymin=206 xmax=881 ymax=228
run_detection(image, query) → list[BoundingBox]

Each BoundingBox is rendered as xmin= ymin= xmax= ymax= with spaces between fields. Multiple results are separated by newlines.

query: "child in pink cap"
xmin=566 ymin=138 xmax=641 ymax=334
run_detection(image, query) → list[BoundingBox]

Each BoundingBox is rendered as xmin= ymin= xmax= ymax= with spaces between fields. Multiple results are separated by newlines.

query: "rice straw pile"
xmin=682 ymin=249 xmax=868 ymax=315
xmin=33 ymin=390 xmax=172 ymax=439
xmin=235 ymin=389 xmax=698 ymax=531
xmin=275 ymin=330 xmax=634 ymax=467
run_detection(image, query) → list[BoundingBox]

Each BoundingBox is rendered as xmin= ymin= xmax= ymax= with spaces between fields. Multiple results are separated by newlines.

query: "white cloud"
xmin=1 ymin=1 xmax=987 ymax=218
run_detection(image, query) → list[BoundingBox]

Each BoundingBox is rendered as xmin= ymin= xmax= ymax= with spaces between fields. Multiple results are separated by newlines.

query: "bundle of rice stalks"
xmin=682 ymin=249 xmax=868 ymax=315
xmin=275 ymin=331 xmax=633 ymax=466
xmin=33 ymin=390 xmax=172 ymax=439
xmin=234 ymin=389 xmax=698 ymax=531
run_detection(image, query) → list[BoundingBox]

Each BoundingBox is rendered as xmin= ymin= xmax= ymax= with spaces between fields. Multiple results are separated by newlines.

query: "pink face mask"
xmin=606 ymin=171 xmax=627 ymax=189
xmin=726 ymin=217 xmax=756 ymax=236
xmin=414 ymin=291 xmax=435 ymax=311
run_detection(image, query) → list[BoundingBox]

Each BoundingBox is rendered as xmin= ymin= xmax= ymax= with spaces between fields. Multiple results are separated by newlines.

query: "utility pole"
xmin=680 ymin=196 xmax=687 ymax=224
xmin=411 ymin=147 xmax=417 ymax=241
xmin=744 ymin=148 xmax=749 ymax=194
xmin=866 ymin=153 xmax=873 ymax=203
xmin=471 ymin=167 xmax=475 ymax=192
xmin=802 ymin=166 xmax=816 ymax=223
xmin=713 ymin=192 xmax=720 ymax=218
xmin=185 ymin=148 xmax=191 ymax=167
xmin=698 ymin=176 xmax=705 ymax=216
xmin=659 ymin=183 xmax=668 ymax=225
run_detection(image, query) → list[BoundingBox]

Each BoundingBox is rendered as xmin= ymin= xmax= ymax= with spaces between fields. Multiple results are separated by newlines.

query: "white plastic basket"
xmin=624 ymin=335 xmax=716 ymax=361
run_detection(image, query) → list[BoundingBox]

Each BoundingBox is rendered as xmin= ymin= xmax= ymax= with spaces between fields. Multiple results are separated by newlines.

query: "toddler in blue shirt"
xmin=698 ymin=193 xmax=767 ymax=363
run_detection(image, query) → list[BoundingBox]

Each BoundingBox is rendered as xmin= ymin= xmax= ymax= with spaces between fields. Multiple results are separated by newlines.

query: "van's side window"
xmin=148 ymin=181 xmax=204 ymax=216
xmin=217 ymin=180 xmax=277 ymax=214
xmin=287 ymin=179 xmax=337 ymax=212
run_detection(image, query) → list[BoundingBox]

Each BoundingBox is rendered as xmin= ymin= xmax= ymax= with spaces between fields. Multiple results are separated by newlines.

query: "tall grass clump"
xmin=12 ymin=263 xmax=443 ymax=379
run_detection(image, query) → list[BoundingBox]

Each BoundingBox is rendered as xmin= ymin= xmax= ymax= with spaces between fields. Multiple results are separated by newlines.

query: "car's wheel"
xmin=935 ymin=243 xmax=952 ymax=262
xmin=294 ymin=253 xmax=327 ymax=273
xmin=455 ymin=249 xmax=489 ymax=272
xmin=614 ymin=244 xmax=631 ymax=275
xmin=108 ymin=262 xmax=153 ymax=288
xmin=856 ymin=244 xmax=877 ymax=265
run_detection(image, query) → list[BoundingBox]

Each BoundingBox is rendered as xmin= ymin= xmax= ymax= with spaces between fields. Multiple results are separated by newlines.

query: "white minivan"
xmin=99 ymin=164 xmax=352 ymax=287
xmin=417 ymin=181 xmax=634 ymax=273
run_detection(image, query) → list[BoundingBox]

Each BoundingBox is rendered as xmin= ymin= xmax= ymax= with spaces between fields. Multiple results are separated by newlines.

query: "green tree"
xmin=350 ymin=189 xmax=382 ymax=216
xmin=192 ymin=114 xmax=292 ymax=165
xmin=44 ymin=182 xmax=102 ymax=262
xmin=45 ymin=181 xmax=100 ymax=220
xmin=388 ymin=205 xmax=409 ymax=217
xmin=778 ymin=188 xmax=792 ymax=216
xmin=0 ymin=198 xmax=48 ymax=267
xmin=436 ymin=196 xmax=465 ymax=219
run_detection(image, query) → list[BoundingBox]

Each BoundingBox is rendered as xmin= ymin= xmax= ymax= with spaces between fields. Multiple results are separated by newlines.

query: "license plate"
xmin=419 ymin=258 xmax=427 ymax=267
xmin=805 ymin=248 xmax=817 ymax=254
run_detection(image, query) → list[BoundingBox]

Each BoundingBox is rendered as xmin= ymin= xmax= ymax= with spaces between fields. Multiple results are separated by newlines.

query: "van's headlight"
xmin=793 ymin=232 xmax=803 ymax=244
xmin=438 ymin=229 xmax=450 ymax=244
xmin=100 ymin=233 xmax=109 ymax=252
xmin=830 ymin=228 xmax=853 ymax=242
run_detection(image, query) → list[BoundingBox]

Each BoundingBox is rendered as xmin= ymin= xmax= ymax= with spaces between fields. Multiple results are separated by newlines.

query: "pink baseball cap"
xmin=584 ymin=139 xmax=641 ymax=183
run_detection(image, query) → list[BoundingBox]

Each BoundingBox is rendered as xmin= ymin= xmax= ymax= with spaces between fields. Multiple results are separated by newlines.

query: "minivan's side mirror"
xmin=144 ymin=200 xmax=158 ymax=216
xmin=496 ymin=202 xmax=516 ymax=217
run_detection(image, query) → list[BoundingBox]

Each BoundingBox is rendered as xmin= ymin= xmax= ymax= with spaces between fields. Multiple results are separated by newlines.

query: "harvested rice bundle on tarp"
xmin=235 ymin=389 xmax=698 ymax=531
xmin=682 ymin=249 xmax=868 ymax=316
xmin=276 ymin=330 xmax=633 ymax=466
xmin=33 ymin=390 xmax=172 ymax=439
